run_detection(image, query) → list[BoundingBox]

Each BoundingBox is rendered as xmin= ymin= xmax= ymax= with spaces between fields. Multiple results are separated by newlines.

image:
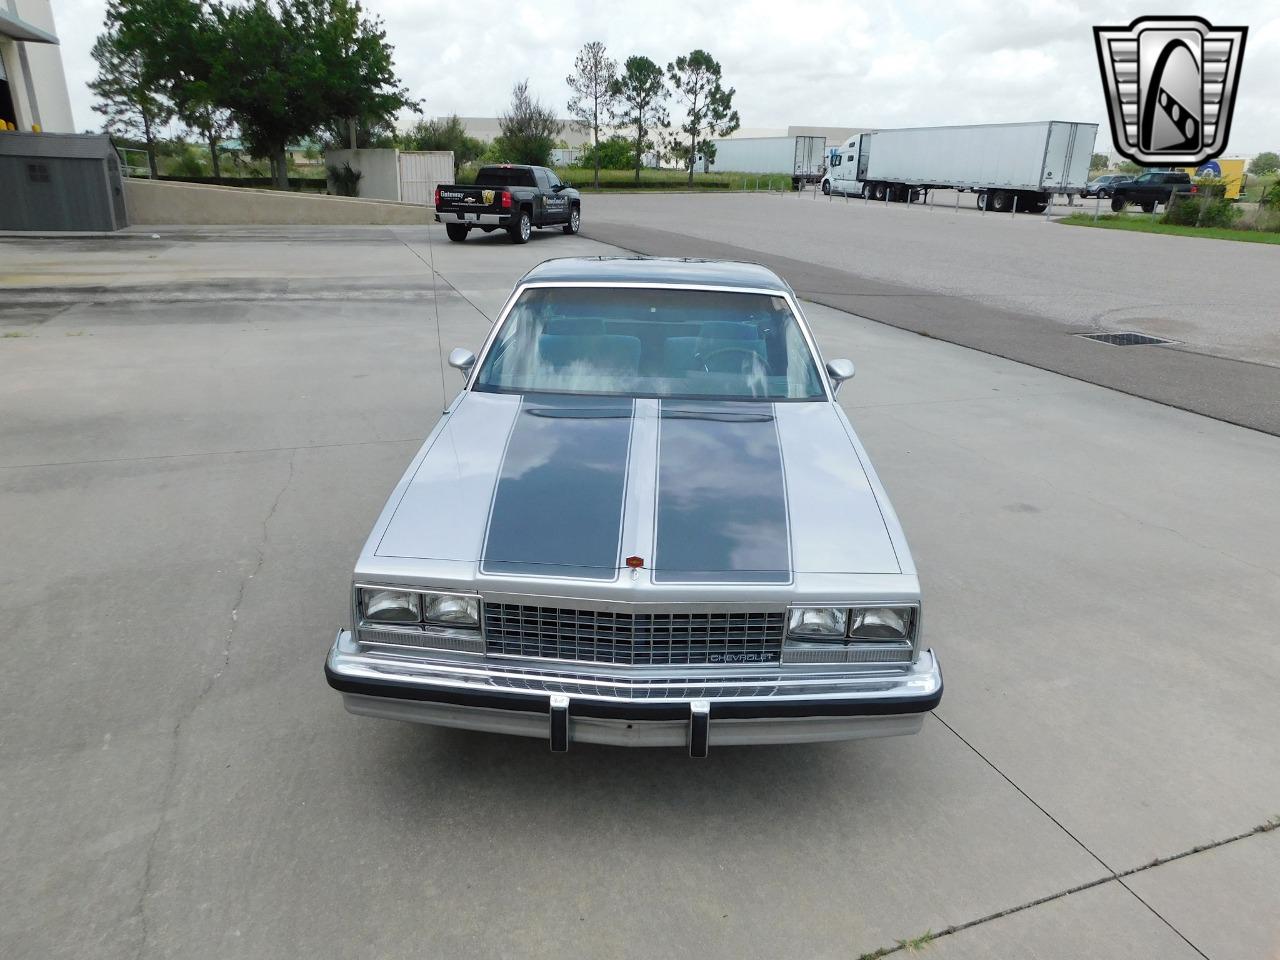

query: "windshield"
xmin=473 ymin=286 xmax=826 ymax=401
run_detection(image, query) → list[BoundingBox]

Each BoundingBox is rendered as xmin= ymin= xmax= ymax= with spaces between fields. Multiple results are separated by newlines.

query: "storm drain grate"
xmin=1076 ymin=332 xmax=1182 ymax=347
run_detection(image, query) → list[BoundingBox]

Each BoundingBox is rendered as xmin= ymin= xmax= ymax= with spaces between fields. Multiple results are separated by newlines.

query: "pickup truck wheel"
xmin=1111 ymin=197 xmax=1127 ymax=212
xmin=1141 ymin=201 xmax=1156 ymax=214
xmin=563 ymin=205 xmax=580 ymax=235
xmin=509 ymin=211 xmax=531 ymax=244
xmin=445 ymin=224 xmax=469 ymax=242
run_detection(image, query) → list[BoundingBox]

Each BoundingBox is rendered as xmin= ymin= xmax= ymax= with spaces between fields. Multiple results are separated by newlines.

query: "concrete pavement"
xmin=1 ymin=225 xmax=1276 ymax=960
xmin=581 ymin=194 xmax=1280 ymax=436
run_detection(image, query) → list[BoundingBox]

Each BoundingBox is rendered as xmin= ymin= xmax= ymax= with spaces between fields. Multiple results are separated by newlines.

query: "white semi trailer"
xmin=707 ymin=135 xmax=827 ymax=188
xmin=822 ymin=121 xmax=1098 ymax=212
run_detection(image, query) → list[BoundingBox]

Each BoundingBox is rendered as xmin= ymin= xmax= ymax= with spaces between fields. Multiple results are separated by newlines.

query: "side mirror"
xmin=826 ymin=359 xmax=856 ymax=393
xmin=448 ymin=348 xmax=476 ymax=379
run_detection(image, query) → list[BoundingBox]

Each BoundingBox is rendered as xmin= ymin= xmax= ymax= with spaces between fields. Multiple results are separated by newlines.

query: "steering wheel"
xmin=695 ymin=346 xmax=767 ymax=374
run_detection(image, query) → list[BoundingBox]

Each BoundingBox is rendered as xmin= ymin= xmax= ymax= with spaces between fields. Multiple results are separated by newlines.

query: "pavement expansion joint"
xmin=394 ymin=233 xmax=493 ymax=323
xmin=926 ymin=712 xmax=1278 ymax=960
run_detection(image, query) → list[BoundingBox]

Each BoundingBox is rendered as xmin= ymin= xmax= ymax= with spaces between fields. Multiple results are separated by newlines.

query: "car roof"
xmin=519 ymin=257 xmax=791 ymax=293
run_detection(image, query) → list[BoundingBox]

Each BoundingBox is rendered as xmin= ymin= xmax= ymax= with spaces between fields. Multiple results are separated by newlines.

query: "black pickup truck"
xmin=1109 ymin=170 xmax=1195 ymax=213
xmin=434 ymin=164 xmax=581 ymax=244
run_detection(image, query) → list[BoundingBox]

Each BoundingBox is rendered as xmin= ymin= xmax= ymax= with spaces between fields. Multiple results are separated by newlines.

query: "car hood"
xmin=375 ymin=391 xmax=902 ymax=580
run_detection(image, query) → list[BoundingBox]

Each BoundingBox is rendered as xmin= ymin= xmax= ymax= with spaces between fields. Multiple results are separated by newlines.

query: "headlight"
xmin=361 ymin=588 xmax=420 ymax=623
xmin=787 ymin=605 xmax=917 ymax=643
xmin=849 ymin=606 xmax=914 ymax=641
xmin=358 ymin=586 xmax=481 ymax=630
xmin=787 ymin=607 xmax=848 ymax=639
xmin=423 ymin=593 xmax=479 ymax=628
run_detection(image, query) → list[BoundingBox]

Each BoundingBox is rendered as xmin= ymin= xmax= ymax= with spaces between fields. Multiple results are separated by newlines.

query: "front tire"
xmin=563 ymin=205 xmax=580 ymax=235
xmin=509 ymin=210 xmax=531 ymax=244
xmin=445 ymin=223 xmax=469 ymax=242
xmin=822 ymin=179 xmax=831 ymax=195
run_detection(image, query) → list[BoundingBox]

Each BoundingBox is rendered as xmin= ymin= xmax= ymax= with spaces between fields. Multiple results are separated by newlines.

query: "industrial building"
xmin=0 ymin=0 xmax=74 ymax=133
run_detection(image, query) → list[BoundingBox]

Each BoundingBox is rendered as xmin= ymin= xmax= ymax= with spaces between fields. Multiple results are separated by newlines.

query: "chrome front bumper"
xmin=325 ymin=630 xmax=943 ymax=756
xmin=435 ymin=211 xmax=507 ymax=226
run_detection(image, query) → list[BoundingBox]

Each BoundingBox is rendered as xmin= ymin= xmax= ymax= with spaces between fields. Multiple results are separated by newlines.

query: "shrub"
xmin=1162 ymin=193 xmax=1239 ymax=228
xmin=574 ymin=135 xmax=635 ymax=170
xmin=327 ymin=162 xmax=362 ymax=197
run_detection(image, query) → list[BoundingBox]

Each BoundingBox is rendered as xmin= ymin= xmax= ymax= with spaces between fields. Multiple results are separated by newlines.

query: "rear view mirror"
xmin=448 ymin=348 xmax=476 ymax=379
xmin=826 ymin=359 xmax=856 ymax=393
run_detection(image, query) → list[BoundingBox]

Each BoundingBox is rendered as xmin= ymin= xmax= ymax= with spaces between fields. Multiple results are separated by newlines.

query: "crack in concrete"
xmin=862 ymin=716 xmax=1276 ymax=959
xmin=127 ymin=450 xmax=297 ymax=960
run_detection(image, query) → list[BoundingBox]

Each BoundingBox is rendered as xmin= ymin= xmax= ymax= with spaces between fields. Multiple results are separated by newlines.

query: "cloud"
xmin=54 ymin=0 xmax=1278 ymax=154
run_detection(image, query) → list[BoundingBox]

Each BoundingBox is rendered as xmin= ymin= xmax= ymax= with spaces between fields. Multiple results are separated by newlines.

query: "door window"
xmin=534 ymin=168 xmax=550 ymax=190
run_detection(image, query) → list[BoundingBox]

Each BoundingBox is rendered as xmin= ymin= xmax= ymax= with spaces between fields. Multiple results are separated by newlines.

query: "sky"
xmin=52 ymin=0 xmax=1280 ymax=156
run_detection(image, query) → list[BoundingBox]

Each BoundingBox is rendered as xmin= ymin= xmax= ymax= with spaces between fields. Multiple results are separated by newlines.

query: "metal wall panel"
xmin=0 ymin=132 xmax=128 ymax=230
xmin=0 ymin=155 xmax=116 ymax=230
xmin=397 ymin=150 xmax=453 ymax=205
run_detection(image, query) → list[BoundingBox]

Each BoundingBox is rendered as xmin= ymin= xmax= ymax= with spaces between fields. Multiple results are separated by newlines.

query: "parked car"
xmin=1109 ymin=170 xmax=1195 ymax=213
xmin=324 ymin=257 xmax=942 ymax=756
xmin=1080 ymin=174 xmax=1129 ymax=198
xmin=434 ymin=164 xmax=580 ymax=244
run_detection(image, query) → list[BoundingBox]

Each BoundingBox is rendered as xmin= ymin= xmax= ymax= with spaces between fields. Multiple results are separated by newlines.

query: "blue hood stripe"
xmin=480 ymin=394 xmax=634 ymax=580
xmin=653 ymin=400 xmax=792 ymax=584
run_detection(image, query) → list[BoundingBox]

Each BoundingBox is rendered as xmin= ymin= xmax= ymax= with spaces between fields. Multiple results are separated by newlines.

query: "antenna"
xmin=397 ymin=213 xmax=452 ymax=413
xmin=423 ymin=216 xmax=449 ymax=412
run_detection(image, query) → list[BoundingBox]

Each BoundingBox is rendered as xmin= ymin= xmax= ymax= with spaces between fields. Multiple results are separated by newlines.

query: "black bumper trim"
xmin=325 ymin=664 xmax=942 ymax=721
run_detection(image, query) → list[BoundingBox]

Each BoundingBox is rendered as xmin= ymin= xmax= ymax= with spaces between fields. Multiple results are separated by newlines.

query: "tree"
xmin=496 ymin=80 xmax=560 ymax=167
xmin=574 ymin=134 xmax=633 ymax=171
xmin=116 ymin=0 xmax=418 ymax=189
xmin=1090 ymin=152 xmax=1109 ymax=171
xmin=610 ymin=55 xmax=667 ymax=182
xmin=566 ymin=41 xmax=618 ymax=189
xmin=399 ymin=115 xmax=485 ymax=165
xmin=666 ymin=50 xmax=739 ymax=185
xmin=89 ymin=3 xmax=173 ymax=177
xmin=179 ymin=104 xmax=234 ymax=178
xmin=1248 ymin=151 xmax=1279 ymax=176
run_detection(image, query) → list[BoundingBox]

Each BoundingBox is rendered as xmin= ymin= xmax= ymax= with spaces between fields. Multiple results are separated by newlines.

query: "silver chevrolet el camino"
xmin=325 ymin=257 xmax=942 ymax=756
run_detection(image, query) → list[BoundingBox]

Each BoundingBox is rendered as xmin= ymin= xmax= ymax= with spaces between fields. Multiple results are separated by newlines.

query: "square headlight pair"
xmin=787 ymin=605 xmax=916 ymax=643
xmin=359 ymin=587 xmax=480 ymax=629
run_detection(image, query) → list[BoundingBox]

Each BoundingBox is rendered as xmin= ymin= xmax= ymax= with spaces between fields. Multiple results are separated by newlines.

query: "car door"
xmin=544 ymin=169 xmax=570 ymax=222
xmin=835 ymin=151 xmax=854 ymax=194
xmin=1130 ymin=172 xmax=1158 ymax=201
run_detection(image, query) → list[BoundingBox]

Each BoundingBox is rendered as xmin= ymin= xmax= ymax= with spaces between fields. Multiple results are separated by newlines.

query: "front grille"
xmin=483 ymin=603 xmax=785 ymax=666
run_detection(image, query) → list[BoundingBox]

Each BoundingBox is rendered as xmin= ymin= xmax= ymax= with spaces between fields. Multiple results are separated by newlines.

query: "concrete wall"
xmin=123 ymin=178 xmax=431 ymax=226
xmin=323 ymin=148 xmax=401 ymax=201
